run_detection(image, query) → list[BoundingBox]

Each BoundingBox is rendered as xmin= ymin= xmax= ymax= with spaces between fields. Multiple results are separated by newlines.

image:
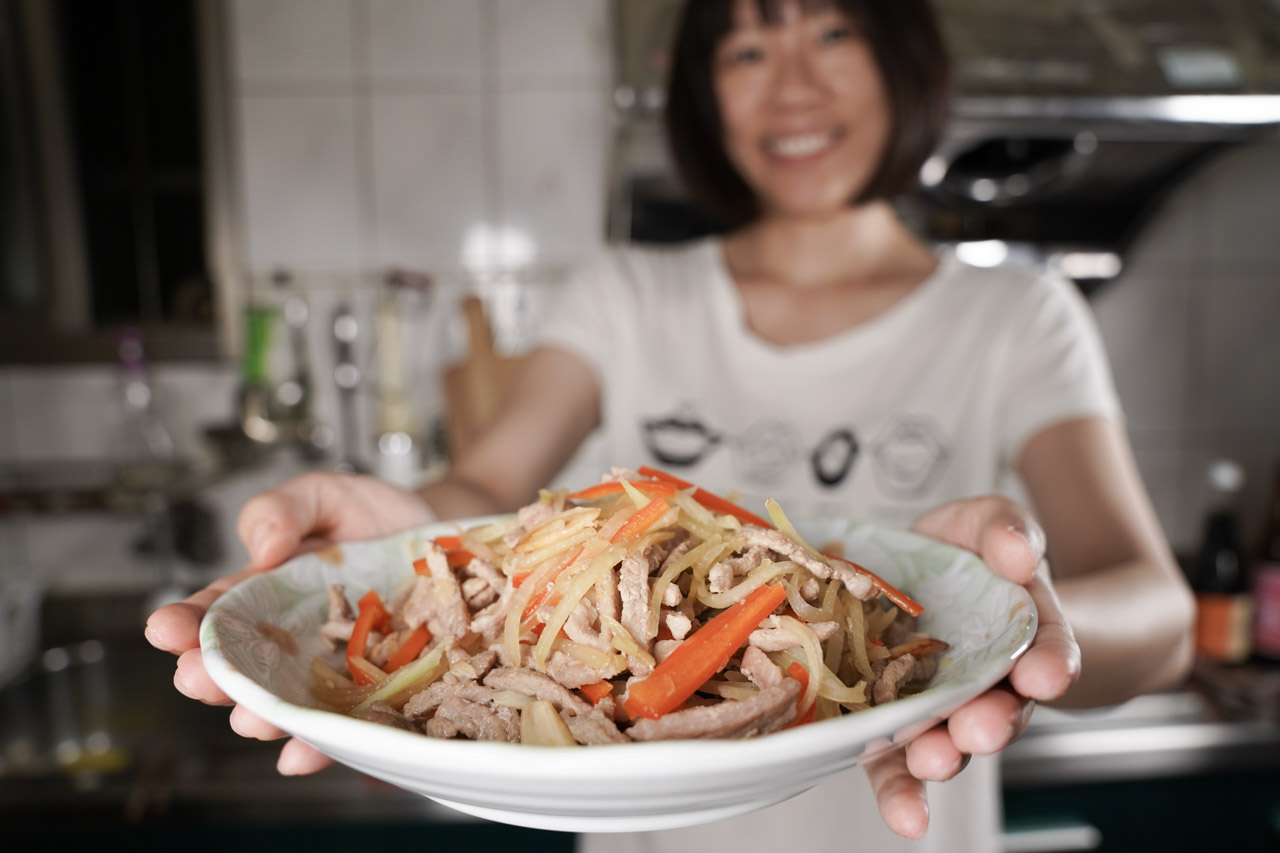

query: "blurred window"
xmin=0 ymin=0 xmax=227 ymax=363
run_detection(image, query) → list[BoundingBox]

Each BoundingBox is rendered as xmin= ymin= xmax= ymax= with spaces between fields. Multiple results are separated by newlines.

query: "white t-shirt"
xmin=541 ymin=238 xmax=1122 ymax=526
xmin=537 ymin=237 xmax=1122 ymax=853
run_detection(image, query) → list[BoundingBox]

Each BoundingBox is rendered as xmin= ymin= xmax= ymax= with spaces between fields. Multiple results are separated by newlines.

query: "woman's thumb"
xmin=237 ymin=489 xmax=310 ymax=569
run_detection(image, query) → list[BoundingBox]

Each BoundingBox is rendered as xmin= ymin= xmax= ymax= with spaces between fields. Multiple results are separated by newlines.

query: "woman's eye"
xmin=723 ymin=45 xmax=766 ymax=66
xmin=819 ymin=24 xmax=853 ymax=45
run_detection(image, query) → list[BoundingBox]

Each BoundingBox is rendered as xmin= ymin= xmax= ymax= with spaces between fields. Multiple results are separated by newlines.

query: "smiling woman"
xmin=147 ymin=1 xmax=1195 ymax=851
xmin=0 ymin=0 xmax=232 ymax=363
xmin=665 ymin=0 xmax=950 ymax=229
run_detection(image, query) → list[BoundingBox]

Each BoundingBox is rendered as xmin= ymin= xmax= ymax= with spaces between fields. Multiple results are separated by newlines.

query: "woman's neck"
xmin=723 ymin=201 xmax=935 ymax=290
xmin=717 ymin=201 xmax=941 ymax=346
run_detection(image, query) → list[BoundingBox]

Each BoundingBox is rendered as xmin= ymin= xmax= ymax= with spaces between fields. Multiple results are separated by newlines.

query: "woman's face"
xmin=712 ymin=0 xmax=891 ymax=220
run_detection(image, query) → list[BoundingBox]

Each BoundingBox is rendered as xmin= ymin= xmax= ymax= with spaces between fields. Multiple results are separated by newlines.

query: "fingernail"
xmin=144 ymin=618 xmax=177 ymax=653
xmin=978 ymin=721 xmax=1016 ymax=755
xmin=277 ymin=746 xmax=304 ymax=776
xmin=172 ymin=667 xmax=191 ymax=697
xmin=250 ymin=522 xmax=274 ymax=558
xmin=1017 ymin=523 xmax=1047 ymax=561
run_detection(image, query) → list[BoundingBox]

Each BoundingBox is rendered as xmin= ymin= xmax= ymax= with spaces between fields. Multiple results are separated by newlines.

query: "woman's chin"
xmin=761 ymin=198 xmax=858 ymax=222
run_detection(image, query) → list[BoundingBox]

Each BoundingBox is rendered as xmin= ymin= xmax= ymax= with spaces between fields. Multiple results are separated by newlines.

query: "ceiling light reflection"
xmin=955 ymin=240 xmax=1010 ymax=268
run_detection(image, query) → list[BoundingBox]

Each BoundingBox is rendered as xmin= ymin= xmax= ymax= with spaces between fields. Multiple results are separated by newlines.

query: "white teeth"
xmin=770 ymin=132 xmax=832 ymax=158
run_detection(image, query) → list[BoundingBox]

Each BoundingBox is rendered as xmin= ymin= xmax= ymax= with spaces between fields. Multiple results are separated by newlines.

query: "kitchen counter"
xmin=998 ymin=663 xmax=1280 ymax=851
xmin=1002 ymin=680 xmax=1280 ymax=788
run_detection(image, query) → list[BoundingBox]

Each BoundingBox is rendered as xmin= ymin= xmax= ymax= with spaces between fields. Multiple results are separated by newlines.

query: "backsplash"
xmin=230 ymin=0 xmax=611 ymax=276
xmin=2 ymin=0 xmax=1278 ymax=592
xmin=1091 ymin=142 xmax=1280 ymax=555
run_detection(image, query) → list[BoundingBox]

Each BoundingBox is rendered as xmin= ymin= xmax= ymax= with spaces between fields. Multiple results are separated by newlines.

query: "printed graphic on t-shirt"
xmin=812 ymin=428 xmax=859 ymax=486
xmin=733 ymin=419 xmax=801 ymax=486
xmin=641 ymin=405 xmax=951 ymax=498
xmin=870 ymin=415 xmax=950 ymax=497
xmin=640 ymin=408 xmax=722 ymax=466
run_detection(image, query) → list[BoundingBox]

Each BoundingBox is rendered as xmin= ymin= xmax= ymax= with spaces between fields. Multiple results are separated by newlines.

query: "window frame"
xmin=0 ymin=0 xmax=241 ymax=364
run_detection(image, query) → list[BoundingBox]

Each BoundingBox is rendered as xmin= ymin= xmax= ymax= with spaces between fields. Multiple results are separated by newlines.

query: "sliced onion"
xmin=535 ymin=544 xmax=626 ymax=670
xmin=520 ymin=699 xmax=578 ymax=747
xmin=841 ymin=589 xmax=876 ymax=682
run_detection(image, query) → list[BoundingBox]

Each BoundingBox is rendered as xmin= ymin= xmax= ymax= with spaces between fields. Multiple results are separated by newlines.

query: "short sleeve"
xmin=995 ymin=272 xmax=1125 ymax=461
xmin=535 ymin=251 xmax=626 ymax=389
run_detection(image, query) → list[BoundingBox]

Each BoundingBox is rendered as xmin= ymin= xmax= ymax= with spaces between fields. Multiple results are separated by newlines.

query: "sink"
xmin=0 ymin=590 xmax=467 ymax=830
xmin=1 ymin=591 xmax=227 ymax=783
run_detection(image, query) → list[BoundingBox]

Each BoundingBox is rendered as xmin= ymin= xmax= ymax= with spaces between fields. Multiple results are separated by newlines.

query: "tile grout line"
xmin=483 ymin=0 xmax=503 ymax=260
xmin=352 ymin=0 xmax=376 ymax=281
xmin=1179 ymin=175 xmax=1210 ymax=535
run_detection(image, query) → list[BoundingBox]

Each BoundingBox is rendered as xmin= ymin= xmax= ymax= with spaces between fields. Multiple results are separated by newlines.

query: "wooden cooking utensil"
xmin=442 ymin=295 xmax=521 ymax=459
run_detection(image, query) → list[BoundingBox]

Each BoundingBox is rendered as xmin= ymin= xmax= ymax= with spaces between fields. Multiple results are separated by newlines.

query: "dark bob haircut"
xmin=664 ymin=0 xmax=951 ymax=228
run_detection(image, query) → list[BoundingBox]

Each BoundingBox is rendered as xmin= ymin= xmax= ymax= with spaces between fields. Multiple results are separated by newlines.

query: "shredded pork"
xmin=309 ymin=473 xmax=948 ymax=747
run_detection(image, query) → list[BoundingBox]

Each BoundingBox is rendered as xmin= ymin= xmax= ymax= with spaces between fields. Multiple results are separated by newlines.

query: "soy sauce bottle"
xmin=1192 ymin=459 xmax=1252 ymax=665
xmin=1251 ymin=461 xmax=1280 ymax=662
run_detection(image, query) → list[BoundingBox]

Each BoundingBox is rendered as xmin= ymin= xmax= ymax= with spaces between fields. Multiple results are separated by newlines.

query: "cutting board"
xmin=442 ymin=295 xmax=521 ymax=460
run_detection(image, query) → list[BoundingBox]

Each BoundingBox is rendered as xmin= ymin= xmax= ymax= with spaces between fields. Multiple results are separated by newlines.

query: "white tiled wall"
xmin=2 ymin=0 xmax=1278 ymax=590
xmin=0 ymin=0 xmax=613 ymax=591
xmin=1091 ymin=142 xmax=1280 ymax=552
xmin=0 ymin=363 xmax=244 ymax=590
xmin=231 ymin=0 xmax=611 ymax=277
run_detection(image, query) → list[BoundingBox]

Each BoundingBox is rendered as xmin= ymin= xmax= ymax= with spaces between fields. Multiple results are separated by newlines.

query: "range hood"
xmin=936 ymin=0 xmax=1280 ymax=102
xmin=608 ymin=0 xmax=1280 ymax=290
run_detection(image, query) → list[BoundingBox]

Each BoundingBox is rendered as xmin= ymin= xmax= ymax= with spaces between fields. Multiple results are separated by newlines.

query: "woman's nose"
xmin=771 ymin=52 xmax=825 ymax=106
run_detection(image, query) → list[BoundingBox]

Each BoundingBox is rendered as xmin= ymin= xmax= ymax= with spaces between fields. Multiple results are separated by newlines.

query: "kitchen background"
xmin=2 ymin=0 xmax=1279 ymax=590
xmin=2 ymin=1 xmax=1279 ymax=850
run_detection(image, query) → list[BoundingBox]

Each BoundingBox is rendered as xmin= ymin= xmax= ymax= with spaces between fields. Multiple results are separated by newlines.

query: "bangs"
xmin=742 ymin=0 xmax=842 ymax=23
xmin=704 ymin=0 xmax=865 ymax=40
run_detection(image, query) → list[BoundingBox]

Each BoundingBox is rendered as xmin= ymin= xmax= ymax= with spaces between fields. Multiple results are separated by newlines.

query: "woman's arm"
xmin=868 ymin=417 xmax=1193 ymax=837
xmin=1018 ymin=416 xmax=1196 ymax=707
xmin=417 ymin=345 xmax=603 ymax=517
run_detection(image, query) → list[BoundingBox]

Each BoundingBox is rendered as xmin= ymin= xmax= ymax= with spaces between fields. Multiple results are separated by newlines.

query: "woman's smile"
xmin=764 ymin=127 xmax=846 ymax=162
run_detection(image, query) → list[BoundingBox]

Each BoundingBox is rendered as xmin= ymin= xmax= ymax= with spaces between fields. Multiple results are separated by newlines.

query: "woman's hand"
xmin=143 ymin=471 xmax=435 ymax=774
xmin=863 ymin=495 xmax=1080 ymax=840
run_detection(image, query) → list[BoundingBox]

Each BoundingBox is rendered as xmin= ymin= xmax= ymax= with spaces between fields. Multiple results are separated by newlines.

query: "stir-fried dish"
xmin=310 ymin=466 xmax=948 ymax=745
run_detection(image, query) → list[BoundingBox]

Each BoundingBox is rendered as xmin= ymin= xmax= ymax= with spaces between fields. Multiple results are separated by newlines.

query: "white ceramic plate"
xmin=199 ymin=516 xmax=1036 ymax=833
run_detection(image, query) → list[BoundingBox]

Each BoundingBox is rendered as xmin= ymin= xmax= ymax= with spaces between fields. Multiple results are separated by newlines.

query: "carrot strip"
xmin=568 ymin=480 xmax=678 ymax=501
xmin=445 ymin=549 xmax=475 ymax=569
xmin=348 ymin=590 xmax=390 ymax=685
xmin=414 ymin=545 xmax=475 ymax=573
xmin=622 ymin=583 xmax=787 ymax=720
xmin=610 ymin=496 xmax=669 ymax=543
xmin=690 ymin=489 xmax=774 ymax=529
xmin=825 ymin=553 xmax=923 ymax=617
xmin=520 ymin=546 xmax=586 ymax=621
xmin=384 ymin=624 xmax=432 ymax=673
xmin=359 ymin=589 xmax=390 ymax=632
xmin=636 ymin=465 xmax=773 ymax=529
xmin=579 ymin=679 xmax=614 ymax=705
xmin=636 ymin=465 xmax=691 ymax=488
xmin=786 ymin=661 xmax=816 ymax=727
xmin=434 ymin=535 xmax=465 ymax=550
